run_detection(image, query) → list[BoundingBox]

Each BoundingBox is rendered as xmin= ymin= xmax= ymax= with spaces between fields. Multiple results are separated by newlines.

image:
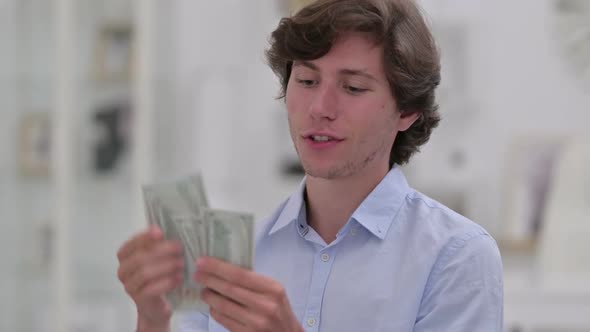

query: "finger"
xmin=117 ymin=226 xmax=163 ymax=261
xmin=119 ymin=240 xmax=182 ymax=280
xmin=138 ymin=272 xmax=184 ymax=299
xmin=209 ymin=307 xmax=248 ymax=332
xmin=196 ymin=271 xmax=265 ymax=310
xmin=202 ymin=288 xmax=257 ymax=327
xmin=126 ymin=255 xmax=185 ymax=296
xmin=197 ymin=257 xmax=275 ymax=293
xmin=118 ymin=241 xmax=183 ymax=282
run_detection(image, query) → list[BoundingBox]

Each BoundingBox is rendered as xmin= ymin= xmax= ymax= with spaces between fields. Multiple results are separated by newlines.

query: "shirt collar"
xmin=349 ymin=166 xmax=411 ymax=239
xmin=268 ymin=176 xmax=307 ymax=235
xmin=268 ymin=167 xmax=411 ymax=239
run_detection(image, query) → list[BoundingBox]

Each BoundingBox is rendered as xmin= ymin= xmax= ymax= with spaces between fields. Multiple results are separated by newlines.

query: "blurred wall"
xmin=0 ymin=1 xmax=55 ymax=331
xmin=167 ymin=0 xmax=297 ymax=219
xmin=0 ymin=1 xmax=19 ymax=329
xmin=418 ymin=0 xmax=589 ymax=234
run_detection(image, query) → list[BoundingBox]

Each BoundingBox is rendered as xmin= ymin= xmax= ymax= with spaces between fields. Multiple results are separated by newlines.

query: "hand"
xmin=117 ymin=226 xmax=185 ymax=329
xmin=195 ymin=257 xmax=304 ymax=332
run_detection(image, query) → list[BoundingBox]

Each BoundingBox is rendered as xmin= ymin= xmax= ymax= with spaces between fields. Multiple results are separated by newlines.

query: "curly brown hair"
xmin=266 ymin=0 xmax=441 ymax=167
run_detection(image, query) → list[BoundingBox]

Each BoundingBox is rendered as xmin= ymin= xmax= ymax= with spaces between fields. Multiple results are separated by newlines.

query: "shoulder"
xmin=399 ymin=190 xmax=502 ymax=275
xmin=400 ymin=190 xmax=497 ymax=247
xmin=403 ymin=190 xmax=484 ymax=233
xmin=408 ymin=192 xmax=504 ymax=330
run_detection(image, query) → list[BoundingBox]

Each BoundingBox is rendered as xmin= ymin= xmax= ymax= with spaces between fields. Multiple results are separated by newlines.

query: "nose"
xmin=308 ymin=83 xmax=337 ymax=121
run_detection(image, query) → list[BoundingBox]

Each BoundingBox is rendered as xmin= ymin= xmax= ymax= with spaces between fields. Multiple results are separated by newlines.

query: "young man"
xmin=117 ymin=0 xmax=504 ymax=331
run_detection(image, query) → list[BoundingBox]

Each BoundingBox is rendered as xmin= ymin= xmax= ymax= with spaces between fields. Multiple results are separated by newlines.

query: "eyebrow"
xmin=293 ymin=60 xmax=379 ymax=82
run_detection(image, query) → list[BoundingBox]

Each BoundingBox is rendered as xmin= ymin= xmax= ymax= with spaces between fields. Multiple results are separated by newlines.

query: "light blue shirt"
xmin=178 ymin=167 xmax=503 ymax=331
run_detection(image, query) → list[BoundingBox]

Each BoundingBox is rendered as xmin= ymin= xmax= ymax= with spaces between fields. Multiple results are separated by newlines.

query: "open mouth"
xmin=303 ymin=134 xmax=344 ymax=149
xmin=308 ymin=135 xmax=338 ymax=142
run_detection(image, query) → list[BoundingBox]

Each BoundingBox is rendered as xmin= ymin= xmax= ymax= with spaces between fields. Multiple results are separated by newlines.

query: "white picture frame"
xmin=94 ymin=24 xmax=134 ymax=83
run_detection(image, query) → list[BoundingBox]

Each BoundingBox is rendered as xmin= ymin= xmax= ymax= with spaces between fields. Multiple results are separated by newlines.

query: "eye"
xmin=345 ymin=85 xmax=368 ymax=94
xmin=296 ymin=79 xmax=317 ymax=87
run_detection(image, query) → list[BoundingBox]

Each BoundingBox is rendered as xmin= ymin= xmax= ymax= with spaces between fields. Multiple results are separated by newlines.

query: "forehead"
xmin=295 ymin=33 xmax=385 ymax=77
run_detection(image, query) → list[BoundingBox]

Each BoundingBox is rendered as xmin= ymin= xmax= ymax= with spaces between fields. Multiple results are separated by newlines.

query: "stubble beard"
xmin=295 ymin=139 xmax=387 ymax=181
xmin=288 ymin=116 xmax=395 ymax=181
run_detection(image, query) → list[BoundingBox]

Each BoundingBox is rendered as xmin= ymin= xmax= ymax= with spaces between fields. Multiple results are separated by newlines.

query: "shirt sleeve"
xmin=175 ymin=311 xmax=209 ymax=332
xmin=414 ymin=232 xmax=504 ymax=332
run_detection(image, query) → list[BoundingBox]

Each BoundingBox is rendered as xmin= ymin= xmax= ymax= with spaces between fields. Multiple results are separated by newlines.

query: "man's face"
xmin=286 ymin=33 xmax=417 ymax=180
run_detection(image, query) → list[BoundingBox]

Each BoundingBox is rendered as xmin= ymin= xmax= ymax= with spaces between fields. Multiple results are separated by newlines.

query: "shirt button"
xmin=350 ymin=228 xmax=358 ymax=236
xmin=321 ymin=253 xmax=330 ymax=262
xmin=306 ymin=317 xmax=316 ymax=327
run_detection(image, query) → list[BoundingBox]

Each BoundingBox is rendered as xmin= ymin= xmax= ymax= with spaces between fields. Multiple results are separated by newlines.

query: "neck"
xmin=305 ymin=163 xmax=391 ymax=243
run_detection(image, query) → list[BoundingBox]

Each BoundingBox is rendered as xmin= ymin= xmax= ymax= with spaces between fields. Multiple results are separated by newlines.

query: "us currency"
xmin=173 ymin=217 xmax=209 ymax=313
xmin=161 ymin=215 xmax=185 ymax=309
xmin=142 ymin=174 xmax=210 ymax=312
xmin=205 ymin=208 xmax=255 ymax=269
xmin=177 ymin=174 xmax=209 ymax=216
xmin=142 ymin=186 xmax=164 ymax=232
xmin=142 ymin=175 xmax=255 ymax=313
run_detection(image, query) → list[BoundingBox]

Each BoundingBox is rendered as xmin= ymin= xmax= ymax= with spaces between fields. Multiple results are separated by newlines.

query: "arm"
xmin=414 ymin=233 xmax=504 ymax=332
xmin=137 ymin=318 xmax=170 ymax=332
xmin=116 ymin=226 xmax=184 ymax=332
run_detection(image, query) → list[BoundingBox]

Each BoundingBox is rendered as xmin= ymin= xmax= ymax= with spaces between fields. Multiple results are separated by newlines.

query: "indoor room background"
xmin=0 ymin=0 xmax=589 ymax=331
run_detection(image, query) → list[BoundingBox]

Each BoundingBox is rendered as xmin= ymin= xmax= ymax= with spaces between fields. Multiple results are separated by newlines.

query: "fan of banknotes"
xmin=142 ymin=174 xmax=255 ymax=313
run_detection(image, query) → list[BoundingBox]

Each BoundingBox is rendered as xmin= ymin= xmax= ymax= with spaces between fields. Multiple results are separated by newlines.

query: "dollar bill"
xmin=177 ymin=174 xmax=209 ymax=216
xmin=161 ymin=217 xmax=184 ymax=309
xmin=142 ymin=186 xmax=164 ymax=232
xmin=142 ymin=175 xmax=210 ymax=312
xmin=206 ymin=208 xmax=254 ymax=269
xmin=142 ymin=174 xmax=255 ymax=313
xmin=173 ymin=217 xmax=209 ymax=313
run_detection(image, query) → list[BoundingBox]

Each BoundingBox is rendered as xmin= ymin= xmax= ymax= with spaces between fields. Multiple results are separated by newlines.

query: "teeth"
xmin=312 ymin=135 xmax=332 ymax=142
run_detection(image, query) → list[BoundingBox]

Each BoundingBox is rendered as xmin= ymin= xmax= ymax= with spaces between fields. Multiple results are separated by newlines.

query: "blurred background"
xmin=0 ymin=0 xmax=588 ymax=331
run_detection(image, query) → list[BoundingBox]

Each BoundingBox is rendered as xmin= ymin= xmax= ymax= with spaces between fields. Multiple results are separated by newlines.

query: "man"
xmin=117 ymin=0 xmax=504 ymax=331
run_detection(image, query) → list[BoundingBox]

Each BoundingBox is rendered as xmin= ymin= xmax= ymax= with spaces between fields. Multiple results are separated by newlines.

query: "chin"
xmin=301 ymin=160 xmax=352 ymax=180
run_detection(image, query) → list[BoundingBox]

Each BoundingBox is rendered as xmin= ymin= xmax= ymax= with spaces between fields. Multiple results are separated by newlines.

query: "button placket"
xmin=301 ymin=249 xmax=337 ymax=331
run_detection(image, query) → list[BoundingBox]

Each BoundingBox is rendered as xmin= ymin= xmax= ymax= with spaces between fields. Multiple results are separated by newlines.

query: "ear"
xmin=397 ymin=112 xmax=420 ymax=132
